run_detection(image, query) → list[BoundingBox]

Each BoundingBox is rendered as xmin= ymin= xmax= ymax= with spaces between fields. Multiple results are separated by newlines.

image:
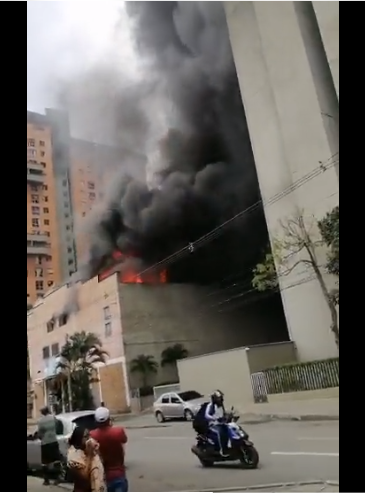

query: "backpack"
xmin=192 ymin=402 xmax=209 ymax=434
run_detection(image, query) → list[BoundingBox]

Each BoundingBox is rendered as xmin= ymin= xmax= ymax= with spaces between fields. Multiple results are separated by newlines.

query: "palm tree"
xmin=130 ymin=354 xmax=158 ymax=389
xmin=161 ymin=344 xmax=189 ymax=369
xmin=57 ymin=331 xmax=108 ymax=410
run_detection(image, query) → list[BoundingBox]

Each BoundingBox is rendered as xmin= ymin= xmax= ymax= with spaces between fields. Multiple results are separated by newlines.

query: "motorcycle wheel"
xmin=239 ymin=445 xmax=259 ymax=469
xmin=199 ymin=458 xmax=215 ymax=468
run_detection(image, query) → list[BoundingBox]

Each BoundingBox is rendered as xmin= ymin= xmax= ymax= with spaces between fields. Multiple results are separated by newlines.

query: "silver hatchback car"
xmin=27 ymin=410 xmax=97 ymax=480
xmin=154 ymin=390 xmax=205 ymax=423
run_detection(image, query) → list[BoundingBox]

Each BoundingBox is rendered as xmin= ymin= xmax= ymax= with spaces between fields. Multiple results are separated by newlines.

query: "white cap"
xmin=95 ymin=406 xmax=110 ymax=423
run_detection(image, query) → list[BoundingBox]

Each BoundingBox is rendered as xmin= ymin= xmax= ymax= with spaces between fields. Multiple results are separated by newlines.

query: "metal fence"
xmin=263 ymin=358 xmax=339 ymax=394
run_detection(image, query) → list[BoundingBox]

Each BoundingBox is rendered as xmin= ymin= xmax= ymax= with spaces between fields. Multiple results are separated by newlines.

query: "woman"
xmin=67 ymin=426 xmax=106 ymax=492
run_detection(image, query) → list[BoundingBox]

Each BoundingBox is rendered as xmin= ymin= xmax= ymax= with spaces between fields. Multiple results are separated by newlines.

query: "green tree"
xmin=57 ymin=331 xmax=108 ymax=410
xmin=252 ymin=251 xmax=279 ymax=292
xmin=318 ymin=206 xmax=339 ymax=305
xmin=130 ymin=354 xmax=158 ymax=389
xmin=252 ymin=212 xmax=339 ymax=349
xmin=161 ymin=343 xmax=189 ymax=378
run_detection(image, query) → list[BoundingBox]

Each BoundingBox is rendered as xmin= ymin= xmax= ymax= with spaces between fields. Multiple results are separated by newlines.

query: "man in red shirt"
xmin=90 ymin=407 xmax=128 ymax=492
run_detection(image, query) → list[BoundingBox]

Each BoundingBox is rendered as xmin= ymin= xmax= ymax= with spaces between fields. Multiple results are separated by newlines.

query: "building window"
xmin=88 ymin=181 xmax=95 ymax=190
xmin=44 ymin=219 xmax=50 ymax=226
xmin=40 ymin=151 xmax=45 ymax=157
xmin=43 ymin=196 xmax=48 ymax=202
xmin=46 ymin=319 xmax=55 ymax=333
xmin=35 ymin=280 xmax=44 ymax=291
xmin=47 ymin=280 xmax=54 ymax=287
xmin=62 ymin=179 xmax=67 ymax=187
xmin=35 ymin=268 xmax=43 ymax=277
xmin=51 ymin=343 xmax=59 ymax=356
xmin=32 ymin=218 xmax=40 ymax=228
xmin=40 ymin=162 xmax=46 ymax=168
xmin=27 ymin=148 xmax=37 ymax=158
xmin=42 ymin=346 xmax=50 ymax=360
xmin=67 ymin=247 xmax=72 ymax=253
xmin=105 ymin=322 xmax=112 ymax=337
xmin=68 ymin=259 xmax=73 ymax=266
xmin=31 ymin=206 xmax=40 ymax=215
xmin=43 ymin=185 xmax=48 ymax=191
xmin=89 ymin=192 xmax=96 ymax=200
xmin=36 ymin=256 xmax=42 ymax=265
xmin=103 ymin=306 xmax=111 ymax=320
xmin=47 ymin=268 xmax=54 ymax=275
xmin=27 ymin=138 xmax=35 ymax=147
xmin=43 ymin=207 xmax=49 ymax=214
xmin=39 ymin=140 xmax=45 ymax=146
xmin=59 ymin=313 xmax=68 ymax=326
xmin=31 ymin=195 xmax=39 ymax=204
xmin=36 ymin=292 xmax=44 ymax=298
xmin=30 ymin=185 xmax=38 ymax=192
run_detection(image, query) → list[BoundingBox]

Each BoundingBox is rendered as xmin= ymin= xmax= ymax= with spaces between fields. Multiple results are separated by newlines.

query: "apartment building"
xmin=27 ymin=109 xmax=134 ymax=306
xmin=27 ymin=112 xmax=63 ymax=306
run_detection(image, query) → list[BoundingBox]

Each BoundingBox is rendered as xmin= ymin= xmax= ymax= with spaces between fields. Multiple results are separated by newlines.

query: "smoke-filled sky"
xmin=27 ymin=1 xmax=268 ymax=286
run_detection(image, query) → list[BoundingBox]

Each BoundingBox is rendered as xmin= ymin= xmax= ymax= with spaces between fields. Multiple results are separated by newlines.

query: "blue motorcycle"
xmin=191 ymin=409 xmax=259 ymax=468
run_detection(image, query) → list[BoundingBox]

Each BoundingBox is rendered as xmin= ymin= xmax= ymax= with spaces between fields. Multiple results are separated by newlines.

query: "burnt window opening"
xmin=46 ymin=318 xmax=55 ymax=333
xmin=59 ymin=313 xmax=69 ymax=327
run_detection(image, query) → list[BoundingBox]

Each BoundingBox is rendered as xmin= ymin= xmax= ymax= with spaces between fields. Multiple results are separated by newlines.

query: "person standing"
xmin=90 ymin=407 xmax=128 ymax=492
xmin=67 ymin=426 xmax=106 ymax=492
xmin=37 ymin=406 xmax=61 ymax=486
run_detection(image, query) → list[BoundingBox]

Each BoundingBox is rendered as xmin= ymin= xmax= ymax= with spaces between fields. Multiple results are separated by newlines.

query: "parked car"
xmin=153 ymin=390 xmax=205 ymax=423
xmin=27 ymin=410 xmax=97 ymax=480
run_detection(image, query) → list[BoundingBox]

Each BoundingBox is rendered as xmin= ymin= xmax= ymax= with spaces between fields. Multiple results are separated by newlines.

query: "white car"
xmin=153 ymin=390 xmax=205 ymax=423
xmin=27 ymin=410 xmax=96 ymax=480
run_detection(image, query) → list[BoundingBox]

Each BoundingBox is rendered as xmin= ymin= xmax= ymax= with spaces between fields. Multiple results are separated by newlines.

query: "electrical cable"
xmin=134 ymin=153 xmax=338 ymax=279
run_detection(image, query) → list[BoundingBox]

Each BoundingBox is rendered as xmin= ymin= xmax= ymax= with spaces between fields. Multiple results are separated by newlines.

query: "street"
xmin=27 ymin=419 xmax=338 ymax=492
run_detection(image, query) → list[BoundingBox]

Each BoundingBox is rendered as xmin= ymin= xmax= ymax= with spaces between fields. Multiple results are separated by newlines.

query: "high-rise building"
xmin=27 ymin=109 xmax=142 ymax=308
xmin=27 ymin=111 xmax=66 ymax=307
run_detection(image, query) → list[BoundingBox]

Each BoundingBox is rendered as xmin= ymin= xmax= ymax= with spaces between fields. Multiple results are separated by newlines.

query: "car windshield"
xmin=178 ymin=391 xmax=203 ymax=402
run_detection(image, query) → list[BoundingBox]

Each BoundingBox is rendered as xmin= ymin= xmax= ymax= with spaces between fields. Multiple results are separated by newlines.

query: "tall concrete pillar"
xmin=312 ymin=1 xmax=339 ymax=99
xmin=225 ymin=1 xmax=339 ymax=361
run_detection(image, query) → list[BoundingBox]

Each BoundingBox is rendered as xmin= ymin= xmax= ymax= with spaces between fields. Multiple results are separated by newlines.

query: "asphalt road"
xmin=27 ymin=419 xmax=339 ymax=492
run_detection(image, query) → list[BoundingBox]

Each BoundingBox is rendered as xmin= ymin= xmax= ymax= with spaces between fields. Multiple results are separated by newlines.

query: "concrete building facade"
xmin=27 ymin=270 xmax=288 ymax=416
xmin=224 ymin=1 xmax=339 ymax=361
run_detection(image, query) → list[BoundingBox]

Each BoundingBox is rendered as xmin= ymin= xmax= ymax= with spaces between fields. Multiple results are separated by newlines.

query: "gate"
xmin=250 ymin=372 xmax=268 ymax=403
xmin=153 ymin=383 xmax=180 ymax=400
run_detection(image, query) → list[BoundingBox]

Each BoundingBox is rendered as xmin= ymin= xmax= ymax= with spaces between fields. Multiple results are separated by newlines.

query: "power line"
xmin=135 ymin=153 xmax=338 ymax=279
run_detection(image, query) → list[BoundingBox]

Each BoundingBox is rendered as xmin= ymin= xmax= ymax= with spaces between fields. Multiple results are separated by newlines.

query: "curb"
xmin=125 ymin=424 xmax=170 ymax=430
xmin=194 ymin=480 xmax=340 ymax=492
xmin=242 ymin=414 xmax=339 ymax=425
xmin=39 ymin=479 xmax=340 ymax=493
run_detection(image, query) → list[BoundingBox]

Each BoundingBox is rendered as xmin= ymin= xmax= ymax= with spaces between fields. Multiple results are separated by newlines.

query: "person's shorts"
xmin=41 ymin=442 xmax=61 ymax=465
xmin=107 ymin=476 xmax=128 ymax=492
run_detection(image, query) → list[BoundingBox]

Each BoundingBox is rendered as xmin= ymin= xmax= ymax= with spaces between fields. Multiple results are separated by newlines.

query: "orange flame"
xmin=98 ymin=251 xmax=167 ymax=284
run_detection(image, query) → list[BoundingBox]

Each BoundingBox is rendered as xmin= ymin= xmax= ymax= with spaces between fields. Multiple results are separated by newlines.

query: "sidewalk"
xmin=241 ymin=397 xmax=339 ymax=423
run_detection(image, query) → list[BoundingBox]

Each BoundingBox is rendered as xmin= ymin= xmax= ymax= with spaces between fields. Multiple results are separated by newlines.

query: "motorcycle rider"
xmin=204 ymin=390 xmax=229 ymax=456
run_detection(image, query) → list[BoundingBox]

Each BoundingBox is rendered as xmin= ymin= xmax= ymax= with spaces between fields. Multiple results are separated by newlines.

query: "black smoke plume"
xmin=64 ymin=2 xmax=268 ymax=285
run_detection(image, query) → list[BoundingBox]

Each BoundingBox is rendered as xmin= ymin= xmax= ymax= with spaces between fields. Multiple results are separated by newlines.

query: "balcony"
xmin=27 ymin=234 xmax=50 ymax=256
xmin=27 ymin=162 xmax=45 ymax=183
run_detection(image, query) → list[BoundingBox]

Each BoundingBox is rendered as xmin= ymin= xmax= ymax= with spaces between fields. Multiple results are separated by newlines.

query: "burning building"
xmin=98 ymin=250 xmax=167 ymax=284
xmin=27 ymin=269 xmax=287 ymax=416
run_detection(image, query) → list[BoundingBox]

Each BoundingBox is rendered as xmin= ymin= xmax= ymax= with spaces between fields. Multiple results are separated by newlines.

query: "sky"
xmin=27 ymin=1 xmax=137 ymax=113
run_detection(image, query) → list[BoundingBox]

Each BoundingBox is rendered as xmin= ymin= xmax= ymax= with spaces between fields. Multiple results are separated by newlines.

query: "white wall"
xmin=225 ymin=1 xmax=339 ymax=361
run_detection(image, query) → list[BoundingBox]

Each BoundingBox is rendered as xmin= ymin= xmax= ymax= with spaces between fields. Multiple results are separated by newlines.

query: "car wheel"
xmin=184 ymin=409 xmax=194 ymax=421
xmin=155 ymin=411 xmax=165 ymax=423
xmin=58 ymin=458 xmax=70 ymax=482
